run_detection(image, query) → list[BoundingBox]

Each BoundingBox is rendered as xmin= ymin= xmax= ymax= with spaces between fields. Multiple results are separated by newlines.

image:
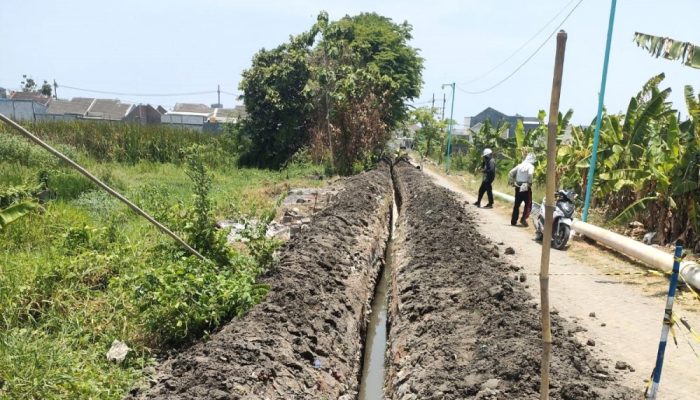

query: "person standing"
xmin=508 ymin=153 xmax=535 ymax=226
xmin=473 ymin=148 xmax=496 ymax=208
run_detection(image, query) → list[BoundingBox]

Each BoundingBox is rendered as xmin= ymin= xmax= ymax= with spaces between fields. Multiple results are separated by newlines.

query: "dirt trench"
xmin=130 ymin=159 xmax=640 ymax=400
xmin=130 ymin=161 xmax=393 ymax=400
xmin=385 ymin=160 xmax=637 ymax=399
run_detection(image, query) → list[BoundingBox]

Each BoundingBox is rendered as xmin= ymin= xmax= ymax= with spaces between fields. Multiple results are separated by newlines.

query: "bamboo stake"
xmin=539 ymin=30 xmax=567 ymax=400
xmin=0 ymin=113 xmax=208 ymax=261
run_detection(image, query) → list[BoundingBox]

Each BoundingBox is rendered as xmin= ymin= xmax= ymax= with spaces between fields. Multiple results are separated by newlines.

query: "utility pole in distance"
xmin=53 ymin=80 xmax=58 ymax=99
xmin=441 ymin=93 xmax=446 ymax=120
xmin=441 ymin=83 xmax=455 ymax=173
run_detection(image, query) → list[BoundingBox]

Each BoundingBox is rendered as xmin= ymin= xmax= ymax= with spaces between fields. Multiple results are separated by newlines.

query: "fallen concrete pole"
xmin=488 ymin=188 xmax=700 ymax=291
xmin=571 ymin=220 xmax=700 ymax=291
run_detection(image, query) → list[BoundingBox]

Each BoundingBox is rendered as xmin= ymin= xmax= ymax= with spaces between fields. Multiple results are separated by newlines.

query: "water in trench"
xmin=358 ymin=199 xmax=398 ymax=400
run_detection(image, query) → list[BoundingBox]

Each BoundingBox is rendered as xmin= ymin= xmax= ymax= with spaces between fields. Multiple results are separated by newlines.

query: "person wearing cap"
xmin=508 ymin=153 xmax=535 ymax=226
xmin=473 ymin=148 xmax=496 ymax=208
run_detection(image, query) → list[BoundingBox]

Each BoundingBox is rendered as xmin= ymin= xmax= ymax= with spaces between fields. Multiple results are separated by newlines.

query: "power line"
xmin=58 ymin=84 xmax=231 ymax=97
xmin=460 ymin=0 xmax=577 ymax=86
xmin=456 ymin=0 xmax=584 ymax=95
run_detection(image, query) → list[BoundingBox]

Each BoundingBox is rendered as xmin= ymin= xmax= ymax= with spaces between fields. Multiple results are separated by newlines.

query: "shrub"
xmin=117 ymin=254 xmax=266 ymax=345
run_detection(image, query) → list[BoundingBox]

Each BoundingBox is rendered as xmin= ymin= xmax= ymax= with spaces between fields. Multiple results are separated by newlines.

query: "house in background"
xmin=125 ymin=104 xmax=163 ymax=124
xmin=465 ymin=107 xmax=539 ymax=138
xmin=161 ymin=103 xmax=212 ymax=131
xmin=39 ymin=97 xmax=96 ymax=121
xmin=0 ymin=92 xmax=52 ymax=121
xmin=38 ymin=97 xmax=138 ymax=122
xmin=84 ymin=99 xmax=133 ymax=121
xmin=162 ymin=103 xmax=247 ymax=132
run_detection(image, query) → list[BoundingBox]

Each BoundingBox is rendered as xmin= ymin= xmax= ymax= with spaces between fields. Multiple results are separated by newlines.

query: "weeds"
xmin=0 ymin=121 xmax=324 ymax=399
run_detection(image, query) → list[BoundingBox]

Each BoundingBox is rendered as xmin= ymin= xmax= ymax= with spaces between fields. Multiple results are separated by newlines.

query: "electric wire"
xmin=456 ymin=0 xmax=584 ymax=95
xmin=460 ymin=0 xmax=577 ymax=85
xmin=57 ymin=84 xmax=233 ymax=97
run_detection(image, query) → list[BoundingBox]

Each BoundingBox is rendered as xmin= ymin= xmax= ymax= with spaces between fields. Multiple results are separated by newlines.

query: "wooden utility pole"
xmin=539 ymin=30 xmax=567 ymax=400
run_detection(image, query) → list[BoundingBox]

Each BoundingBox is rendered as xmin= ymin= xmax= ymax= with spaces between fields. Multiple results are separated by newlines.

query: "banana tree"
xmin=466 ymin=119 xmax=510 ymax=174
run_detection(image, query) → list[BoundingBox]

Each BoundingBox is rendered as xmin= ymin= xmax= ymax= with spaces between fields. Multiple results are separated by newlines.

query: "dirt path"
xmin=421 ymin=161 xmax=700 ymax=400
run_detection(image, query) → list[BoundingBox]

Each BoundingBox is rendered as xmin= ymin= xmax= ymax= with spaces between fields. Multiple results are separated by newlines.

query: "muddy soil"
xmin=130 ymin=162 xmax=393 ymax=400
xmin=386 ymin=160 xmax=637 ymax=400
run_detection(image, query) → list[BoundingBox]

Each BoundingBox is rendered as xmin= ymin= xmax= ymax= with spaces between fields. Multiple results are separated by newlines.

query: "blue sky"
xmin=1 ymin=0 xmax=697 ymax=125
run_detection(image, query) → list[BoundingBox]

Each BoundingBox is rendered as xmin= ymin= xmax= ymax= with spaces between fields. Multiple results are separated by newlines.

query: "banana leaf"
xmin=0 ymin=201 xmax=38 ymax=230
xmin=611 ymin=196 xmax=657 ymax=224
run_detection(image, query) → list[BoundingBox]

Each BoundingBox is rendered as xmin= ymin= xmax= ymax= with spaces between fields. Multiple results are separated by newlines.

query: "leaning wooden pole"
xmin=0 ymin=113 xmax=208 ymax=262
xmin=539 ymin=30 xmax=568 ymax=400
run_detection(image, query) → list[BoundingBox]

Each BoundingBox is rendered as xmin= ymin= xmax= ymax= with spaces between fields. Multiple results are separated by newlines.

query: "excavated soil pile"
xmin=132 ymin=162 xmax=393 ymax=400
xmin=386 ymin=160 xmax=637 ymax=400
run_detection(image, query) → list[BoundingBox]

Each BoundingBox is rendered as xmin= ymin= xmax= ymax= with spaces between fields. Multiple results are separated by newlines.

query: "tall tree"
xmin=20 ymin=75 xmax=37 ymax=92
xmin=40 ymin=80 xmax=52 ymax=97
xmin=238 ymin=11 xmax=423 ymax=172
xmin=238 ymin=29 xmax=318 ymax=168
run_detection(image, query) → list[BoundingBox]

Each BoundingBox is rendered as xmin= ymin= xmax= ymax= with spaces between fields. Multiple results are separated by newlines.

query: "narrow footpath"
xmin=421 ymin=161 xmax=700 ymax=400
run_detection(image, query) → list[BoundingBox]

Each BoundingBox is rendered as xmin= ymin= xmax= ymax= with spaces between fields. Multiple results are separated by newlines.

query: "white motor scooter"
xmin=534 ymin=189 xmax=576 ymax=250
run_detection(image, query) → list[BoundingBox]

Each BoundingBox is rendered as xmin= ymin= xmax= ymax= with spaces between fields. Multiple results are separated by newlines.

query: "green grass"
xmin=0 ymin=126 xmax=325 ymax=399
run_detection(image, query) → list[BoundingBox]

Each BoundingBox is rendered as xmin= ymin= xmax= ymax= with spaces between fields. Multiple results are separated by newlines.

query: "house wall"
xmin=35 ymin=113 xmax=78 ymax=122
xmin=0 ymin=100 xmax=47 ymax=121
xmin=161 ymin=114 xmax=206 ymax=131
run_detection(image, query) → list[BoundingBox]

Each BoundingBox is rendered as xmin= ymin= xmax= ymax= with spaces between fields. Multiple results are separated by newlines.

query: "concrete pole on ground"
xmin=540 ymin=30 xmax=567 ymax=400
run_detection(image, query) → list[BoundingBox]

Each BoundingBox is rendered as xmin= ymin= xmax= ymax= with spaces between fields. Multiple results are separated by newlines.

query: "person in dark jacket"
xmin=473 ymin=148 xmax=496 ymax=208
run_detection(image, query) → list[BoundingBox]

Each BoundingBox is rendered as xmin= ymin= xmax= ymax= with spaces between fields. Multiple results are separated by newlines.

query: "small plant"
xmin=183 ymin=146 xmax=231 ymax=265
xmin=241 ymin=208 xmax=282 ymax=272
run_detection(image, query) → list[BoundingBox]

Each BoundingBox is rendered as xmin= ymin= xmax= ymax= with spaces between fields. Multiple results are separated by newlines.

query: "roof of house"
xmin=210 ymin=107 xmax=246 ymax=122
xmin=173 ymin=103 xmax=212 ymax=114
xmin=9 ymin=91 xmax=52 ymax=106
xmin=46 ymin=98 xmax=95 ymax=115
xmin=474 ymin=107 xmax=507 ymax=119
xmin=86 ymin=99 xmax=133 ymax=120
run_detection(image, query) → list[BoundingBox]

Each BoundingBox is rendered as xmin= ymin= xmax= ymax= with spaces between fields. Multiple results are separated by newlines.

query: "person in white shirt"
xmin=508 ymin=153 xmax=535 ymax=226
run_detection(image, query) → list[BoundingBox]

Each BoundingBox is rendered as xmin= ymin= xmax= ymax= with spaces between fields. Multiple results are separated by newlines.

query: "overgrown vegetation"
xmin=419 ymin=75 xmax=700 ymax=250
xmin=0 ymin=121 xmax=323 ymax=399
xmin=239 ymin=11 xmax=423 ymax=173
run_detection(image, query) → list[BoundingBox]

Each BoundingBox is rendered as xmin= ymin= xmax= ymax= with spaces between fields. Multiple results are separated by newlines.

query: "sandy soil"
xmin=421 ymin=161 xmax=700 ymax=400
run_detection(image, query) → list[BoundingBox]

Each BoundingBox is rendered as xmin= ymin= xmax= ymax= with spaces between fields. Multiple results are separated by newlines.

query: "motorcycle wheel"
xmin=535 ymin=230 xmax=543 ymax=241
xmin=552 ymin=225 xmax=570 ymax=250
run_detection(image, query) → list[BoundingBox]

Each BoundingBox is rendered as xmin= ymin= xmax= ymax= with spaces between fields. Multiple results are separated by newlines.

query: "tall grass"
xmin=0 ymin=121 xmax=326 ymax=399
xmin=0 ymin=120 xmax=234 ymax=167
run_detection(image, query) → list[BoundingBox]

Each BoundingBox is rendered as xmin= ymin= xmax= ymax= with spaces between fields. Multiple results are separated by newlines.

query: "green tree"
xmin=239 ymin=11 xmax=423 ymax=173
xmin=319 ymin=13 xmax=423 ymax=129
xmin=411 ymin=107 xmax=445 ymax=160
xmin=238 ymin=28 xmax=319 ymax=168
xmin=20 ymin=75 xmax=37 ymax=92
xmin=40 ymin=80 xmax=52 ymax=97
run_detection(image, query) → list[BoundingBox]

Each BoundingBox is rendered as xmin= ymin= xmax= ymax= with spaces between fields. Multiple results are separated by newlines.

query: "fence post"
xmin=646 ymin=243 xmax=683 ymax=399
